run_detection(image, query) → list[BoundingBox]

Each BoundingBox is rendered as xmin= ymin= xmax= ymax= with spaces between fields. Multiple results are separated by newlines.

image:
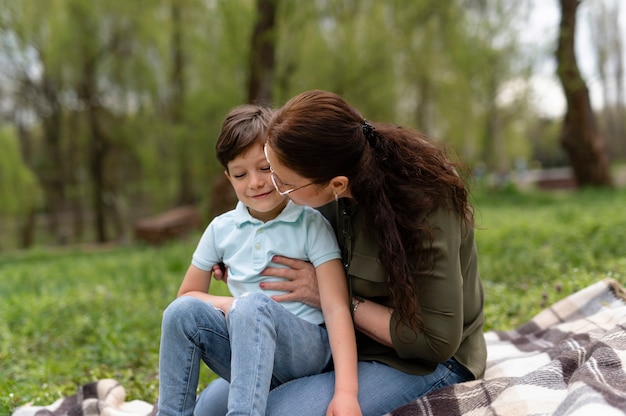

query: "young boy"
xmin=157 ymin=105 xmax=360 ymax=416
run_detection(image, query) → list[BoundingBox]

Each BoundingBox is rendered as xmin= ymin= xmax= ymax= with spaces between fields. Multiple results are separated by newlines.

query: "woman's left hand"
xmin=260 ymin=255 xmax=321 ymax=309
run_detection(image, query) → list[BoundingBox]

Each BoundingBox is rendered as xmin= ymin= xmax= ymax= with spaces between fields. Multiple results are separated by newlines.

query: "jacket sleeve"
xmin=389 ymin=208 xmax=465 ymax=362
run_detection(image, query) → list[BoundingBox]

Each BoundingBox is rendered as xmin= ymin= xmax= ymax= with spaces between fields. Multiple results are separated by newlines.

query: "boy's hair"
xmin=215 ymin=104 xmax=273 ymax=170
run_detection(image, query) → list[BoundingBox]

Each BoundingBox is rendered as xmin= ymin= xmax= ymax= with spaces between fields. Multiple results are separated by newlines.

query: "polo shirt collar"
xmin=235 ymin=200 xmax=304 ymax=226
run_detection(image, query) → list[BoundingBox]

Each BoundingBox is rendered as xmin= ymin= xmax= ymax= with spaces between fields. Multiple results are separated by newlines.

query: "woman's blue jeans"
xmin=157 ymin=293 xmax=332 ymax=416
xmin=194 ymin=350 xmax=473 ymax=416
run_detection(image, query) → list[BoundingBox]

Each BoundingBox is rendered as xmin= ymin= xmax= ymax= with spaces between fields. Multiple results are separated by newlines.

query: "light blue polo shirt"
xmin=192 ymin=200 xmax=342 ymax=325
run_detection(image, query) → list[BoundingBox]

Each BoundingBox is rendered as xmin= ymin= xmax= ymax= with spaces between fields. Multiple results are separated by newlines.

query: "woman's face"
xmin=264 ymin=144 xmax=335 ymax=208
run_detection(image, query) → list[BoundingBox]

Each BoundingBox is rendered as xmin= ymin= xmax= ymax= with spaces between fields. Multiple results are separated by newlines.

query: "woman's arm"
xmin=350 ymin=298 xmax=394 ymax=347
xmin=262 ymin=256 xmax=395 ymax=347
xmin=316 ymin=259 xmax=361 ymax=416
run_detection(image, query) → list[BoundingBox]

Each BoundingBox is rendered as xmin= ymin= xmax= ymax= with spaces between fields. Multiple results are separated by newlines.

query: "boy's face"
xmin=225 ymin=143 xmax=287 ymax=222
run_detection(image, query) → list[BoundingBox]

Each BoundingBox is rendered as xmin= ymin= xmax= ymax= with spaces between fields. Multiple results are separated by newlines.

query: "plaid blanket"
xmin=387 ymin=278 xmax=626 ymax=416
xmin=12 ymin=279 xmax=626 ymax=416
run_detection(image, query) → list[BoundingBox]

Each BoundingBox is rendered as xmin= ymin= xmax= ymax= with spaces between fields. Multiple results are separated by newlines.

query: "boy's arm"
xmin=177 ymin=264 xmax=234 ymax=313
xmin=316 ymin=259 xmax=362 ymax=416
xmin=178 ymin=264 xmax=212 ymax=296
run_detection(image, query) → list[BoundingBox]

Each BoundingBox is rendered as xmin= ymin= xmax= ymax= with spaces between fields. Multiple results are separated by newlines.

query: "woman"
xmin=198 ymin=90 xmax=486 ymax=416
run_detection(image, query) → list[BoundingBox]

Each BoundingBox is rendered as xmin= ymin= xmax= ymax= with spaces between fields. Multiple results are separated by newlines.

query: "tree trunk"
xmin=556 ymin=0 xmax=612 ymax=187
xmin=36 ymin=75 xmax=67 ymax=243
xmin=19 ymin=209 xmax=37 ymax=249
xmin=87 ymin=100 xmax=108 ymax=243
xmin=247 ymin=0 xmax=278 ymax=105
xmin=171 ymin=1 xmax=195 ymax=205
xmin=79 ymin=56 xmax=108 ymax=243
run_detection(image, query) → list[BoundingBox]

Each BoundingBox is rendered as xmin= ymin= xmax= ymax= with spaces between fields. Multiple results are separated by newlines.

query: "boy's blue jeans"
xmin=157 ymin=293 xmax=332 ymax=416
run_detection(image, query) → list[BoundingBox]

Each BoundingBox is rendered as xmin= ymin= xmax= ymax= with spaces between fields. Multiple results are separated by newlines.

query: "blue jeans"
xmin=195 ymin=355 xmax=473 ymax=416
xmin=157 ymin=293 xmax=332 ymax=416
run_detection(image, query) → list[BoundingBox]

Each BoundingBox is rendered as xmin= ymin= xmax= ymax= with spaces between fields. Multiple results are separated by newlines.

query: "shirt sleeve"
xmin=389 ymin=208 xmax=465 ymax=362
xmin=191 ymin=221 xmax=222 ymax=271
xmin=304 ymin=209 xmax=342 ymax=267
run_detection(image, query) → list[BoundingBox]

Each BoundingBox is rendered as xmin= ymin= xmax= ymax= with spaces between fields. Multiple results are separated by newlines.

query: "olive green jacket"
xmin=318 ymin=199 xmax=487 ymax=379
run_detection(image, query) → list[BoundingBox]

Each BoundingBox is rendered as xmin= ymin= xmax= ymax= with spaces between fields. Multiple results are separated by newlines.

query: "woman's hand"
xmin=260 ymin=255 xmax=321 ymax=309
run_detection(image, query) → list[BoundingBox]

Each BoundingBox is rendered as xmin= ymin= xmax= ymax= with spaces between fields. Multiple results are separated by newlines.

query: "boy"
xmin=157 ymin=105 xmax=360 ymax=416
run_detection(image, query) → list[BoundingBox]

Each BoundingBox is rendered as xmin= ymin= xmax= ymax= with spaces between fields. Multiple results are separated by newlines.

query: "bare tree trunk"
xmin=15 ymin=113 xmax=38 ymax=248
xmin=19 ymin=209 xmax=37 ymax=249
xmin=556 ymin=0 xmax=612 ymax=187
xmin=171 ymin=1 xmax=195 ymax=205
xmin=415 ymin=75 xmax=434 ymax=136
xmin=609 ymin=1 xmax=625 ymax=158
xmin=87 ymin=99 xmax=108 ymax=243
xmin=480 ymin=71 xmax=504 ymax=173
xmin=589 ymin=0 xmax=625 ymax=160
xmin=78 ymin=53 xmax=109 ymax=243
xmin=30 ymin=75 xmax=67 ymax=243
xmin=67 ymin=109 xmax=85 ymax=242
xmin=247 ymin=0 xmax=278 ymax=105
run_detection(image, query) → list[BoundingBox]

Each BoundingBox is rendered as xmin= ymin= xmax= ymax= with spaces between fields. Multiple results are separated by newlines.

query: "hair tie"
xmin=362 ymin=119 xmax=376 ymax=146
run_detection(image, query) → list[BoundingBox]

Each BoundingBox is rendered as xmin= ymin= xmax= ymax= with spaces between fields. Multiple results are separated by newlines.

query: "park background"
xmin=1 ymin=0 xmax=625 ymax=414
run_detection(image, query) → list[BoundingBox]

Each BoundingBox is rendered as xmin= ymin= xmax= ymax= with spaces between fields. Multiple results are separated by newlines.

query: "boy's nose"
xmin=249 ymin=172 xmax=267 ymax=188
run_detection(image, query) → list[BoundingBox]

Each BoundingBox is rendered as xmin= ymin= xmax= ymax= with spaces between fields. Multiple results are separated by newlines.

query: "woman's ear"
xmin=330 ymin=176 xmax=349 ymax=196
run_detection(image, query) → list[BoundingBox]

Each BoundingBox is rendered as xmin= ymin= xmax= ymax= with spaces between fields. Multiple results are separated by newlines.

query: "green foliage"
xmin=0 ymin=127 xmax=42 ymax=215
xmin=0 ymin=0 xmax=550 ymax=248
xmin=1 ymin=188 xmax=625 ymax=414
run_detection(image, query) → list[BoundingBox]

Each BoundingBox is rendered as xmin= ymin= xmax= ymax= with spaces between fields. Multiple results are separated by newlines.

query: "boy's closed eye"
xmin=232 ymin=166 xmax=270 ymax=179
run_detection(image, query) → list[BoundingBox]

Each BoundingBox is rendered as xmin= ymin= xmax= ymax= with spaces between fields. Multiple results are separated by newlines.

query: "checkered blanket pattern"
xmin=386 ymin=278 xmax=626 ymax=416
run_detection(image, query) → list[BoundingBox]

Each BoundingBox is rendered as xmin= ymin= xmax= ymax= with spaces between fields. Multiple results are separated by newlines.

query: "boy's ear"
xmin=330 ymin=176 xmax=349 ymax=195
xmin=224 ymin=170 xmax=235 ymax=186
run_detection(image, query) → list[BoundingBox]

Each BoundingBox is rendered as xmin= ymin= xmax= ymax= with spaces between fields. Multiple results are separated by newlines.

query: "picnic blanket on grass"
xmin=386 ymin=278 xmax=626 ymax=416
xmin=12 ymin=278 xmax=626 ymax=416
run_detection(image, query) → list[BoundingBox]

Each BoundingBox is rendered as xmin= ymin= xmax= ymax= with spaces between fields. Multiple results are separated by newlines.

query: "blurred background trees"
xmin=0 ymin=0 xmax=623 ymax=250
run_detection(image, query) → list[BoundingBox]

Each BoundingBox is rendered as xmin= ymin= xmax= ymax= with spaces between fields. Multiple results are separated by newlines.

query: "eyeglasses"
xmin=264 ymin=144 xmax=315 ymax=195
xmin=270 ymin=171 xmax=314 ymax=196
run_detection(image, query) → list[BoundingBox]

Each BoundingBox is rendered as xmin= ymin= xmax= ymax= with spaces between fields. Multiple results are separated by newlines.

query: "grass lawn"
xmin=1 ymin=186 xmax=625 ymax=414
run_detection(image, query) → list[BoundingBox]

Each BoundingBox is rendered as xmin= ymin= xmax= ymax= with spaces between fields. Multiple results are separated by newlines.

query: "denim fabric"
xmin=195 ymin=358 xmax=473 ymax=416
xmin=158 ymin=293 xmax=331 ymax=416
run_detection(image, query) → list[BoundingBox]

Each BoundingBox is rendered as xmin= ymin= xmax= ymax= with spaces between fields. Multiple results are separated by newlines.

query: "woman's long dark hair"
xmin=267 ymin=90 xmax=473 ymax=330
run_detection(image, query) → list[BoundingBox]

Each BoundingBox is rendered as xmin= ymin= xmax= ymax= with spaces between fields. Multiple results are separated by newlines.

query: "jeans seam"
xmin=177 ymin=341 xmax=198 ymax=416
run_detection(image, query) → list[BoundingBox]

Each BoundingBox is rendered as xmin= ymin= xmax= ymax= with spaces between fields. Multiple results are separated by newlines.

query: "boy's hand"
xmin=326 ymin=394 xmax=361 ymax=416
xmin=260 ymin=255 xmax=321 ymax=309
xmin=212 ymin=262 xmax=228 ymax=282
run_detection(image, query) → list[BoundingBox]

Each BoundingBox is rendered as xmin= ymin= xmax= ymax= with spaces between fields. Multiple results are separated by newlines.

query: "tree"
xmin=0 ymin=127 xmax=42 ymax=248
xmin=0 ymin=0 xmax=70 ymax=244
xmin=589 ymin=0 xmax=625 ymax=160
xmin=247 ymin=0 xmax=278 ymax=105
xmin=556 ymin=0 xmax=612 ymax=187
xmin=169 ymin=0 xmax=196 ymax=206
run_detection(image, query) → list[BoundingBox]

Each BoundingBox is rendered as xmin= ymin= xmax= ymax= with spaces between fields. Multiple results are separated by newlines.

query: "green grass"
xmin=472 ymin=186 xmax=626 ymax=330
xmin=1 ymin=187 xmax=625 ymax=414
